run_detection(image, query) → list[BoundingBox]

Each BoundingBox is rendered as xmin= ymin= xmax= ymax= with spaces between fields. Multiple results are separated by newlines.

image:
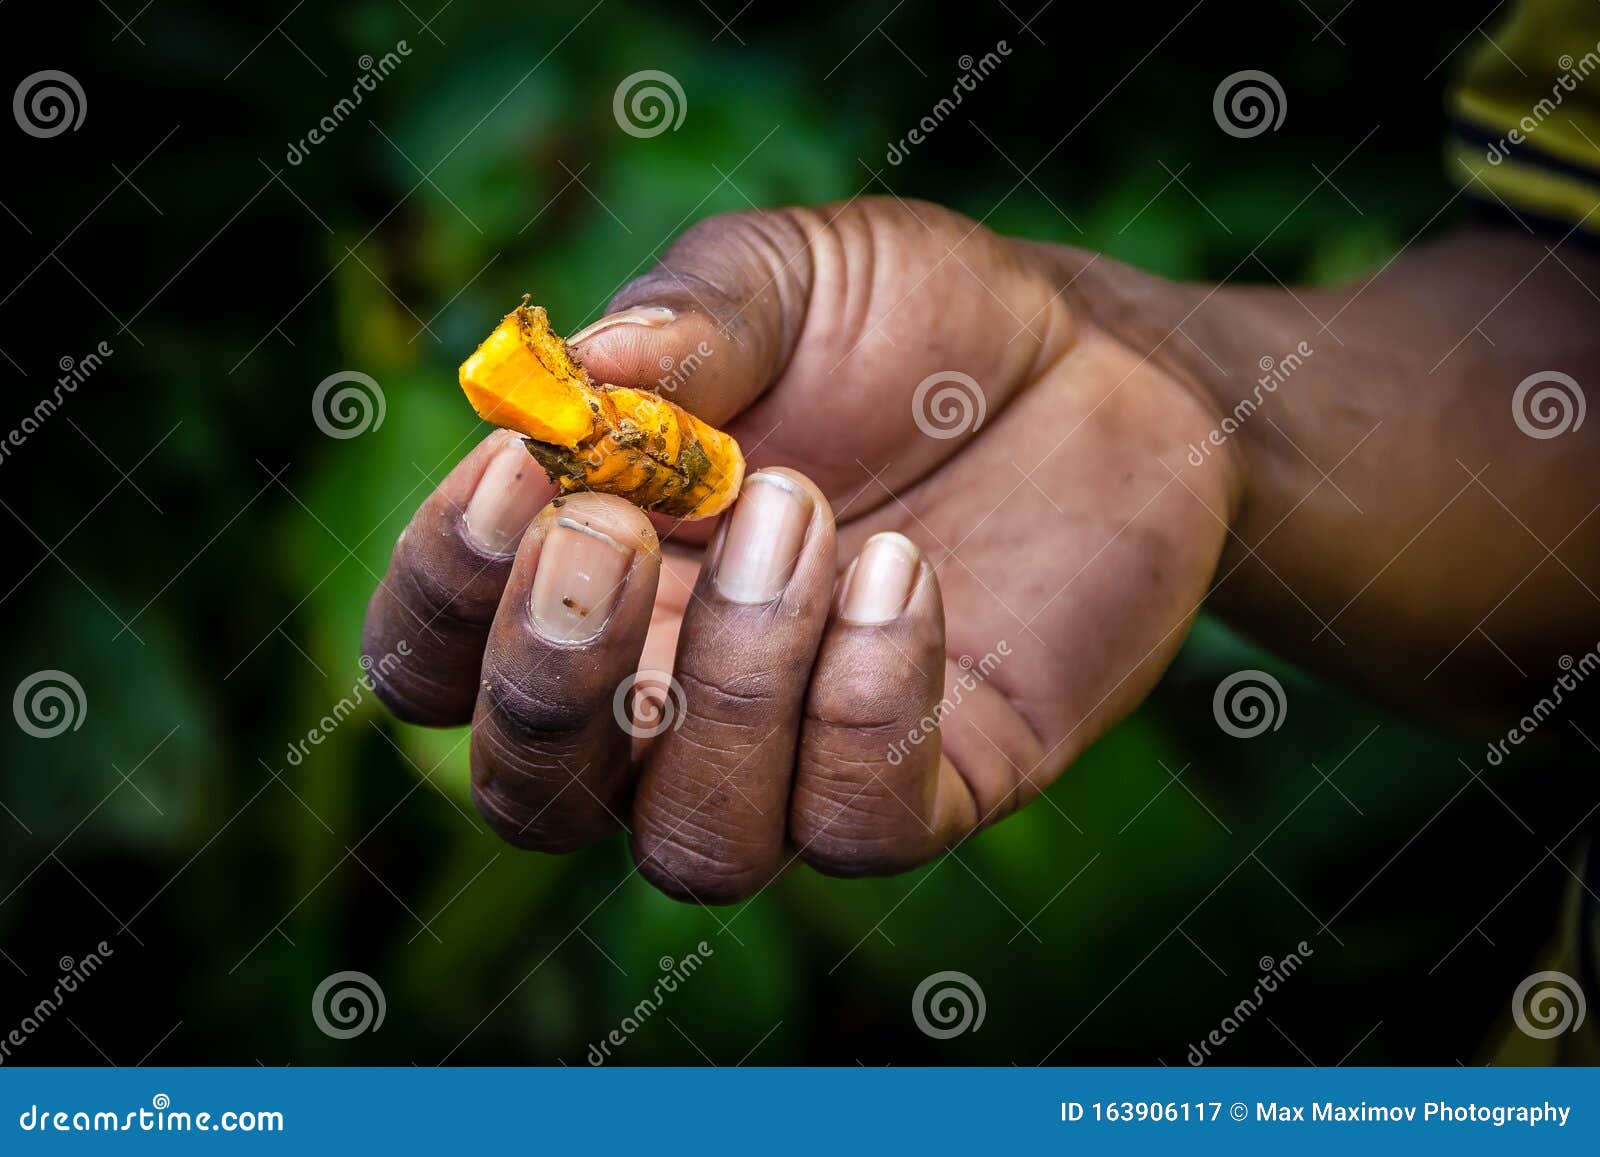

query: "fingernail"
xmin=529 ymin=518 xmax=634 ymax=643
xmin=713 ymin=472 xmax=813 ymax=604
xmin=463 ymin=437 xmax=548 ymax=555
xmin=841 ymin=532 xmax=920 ymax=624
xmin=568 ymin=306 xmax=677 ymax=347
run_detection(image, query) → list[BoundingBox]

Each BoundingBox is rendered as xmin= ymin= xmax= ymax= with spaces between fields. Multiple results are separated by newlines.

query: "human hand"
xmin=362 ymin=198 xmax=1238 ymax=902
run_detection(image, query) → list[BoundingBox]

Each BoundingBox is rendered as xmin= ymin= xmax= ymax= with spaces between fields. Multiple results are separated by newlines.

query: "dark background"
xmin=0 ymin=0 xmax=1592 ymax=1065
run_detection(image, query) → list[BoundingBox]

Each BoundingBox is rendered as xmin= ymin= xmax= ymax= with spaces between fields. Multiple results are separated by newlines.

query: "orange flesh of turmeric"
xmin=458 ymin=302 xmax=745 ymax=520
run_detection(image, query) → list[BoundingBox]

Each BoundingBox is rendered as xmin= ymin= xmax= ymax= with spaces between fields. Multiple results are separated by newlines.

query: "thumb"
xmin=565 ymin=208 xmax=816 ymax=426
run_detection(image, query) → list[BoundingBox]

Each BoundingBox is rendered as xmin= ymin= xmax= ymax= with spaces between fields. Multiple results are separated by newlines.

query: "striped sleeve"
xmin=1447 ymin=0 xmax=1600 ymax=239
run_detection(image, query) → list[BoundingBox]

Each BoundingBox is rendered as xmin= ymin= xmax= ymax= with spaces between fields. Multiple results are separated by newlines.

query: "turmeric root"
xmin=458 ymin=300 xmax=744 ymax=520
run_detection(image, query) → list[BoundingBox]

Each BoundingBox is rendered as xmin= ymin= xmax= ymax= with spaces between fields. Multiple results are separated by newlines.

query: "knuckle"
xmin=674 ymin=667 xmax=778 ymax=729
xmin=790 ymin=759 xmax=918 ymax=878
xmin=471 ymin=780 xmax=598 ymax=855
xmin=396 ymin=540 xmax=502 ymax=635
xmin=479 ymin=662 xmax=602 ymax=746
xmin=630 ymin=838 xmax=768 ymax=908
xmin=631 ymin=822 xmax=768 ymax=906
xmin=791 ymin=716 xmax=934 ymax=878
xmin=359 ymin=617 xmax=473 ymax=727
xmin=366 ymin=659 xmax=465 ymax=727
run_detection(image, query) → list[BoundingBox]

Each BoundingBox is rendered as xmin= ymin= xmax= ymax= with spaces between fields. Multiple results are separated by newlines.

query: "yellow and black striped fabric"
xmin=1448 ymin=0 xmax=1600 ymax=239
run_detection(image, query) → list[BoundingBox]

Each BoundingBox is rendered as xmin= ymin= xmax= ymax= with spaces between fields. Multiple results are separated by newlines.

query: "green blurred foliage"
xmin=1 ymin=0 xmax=1593 ymax=1067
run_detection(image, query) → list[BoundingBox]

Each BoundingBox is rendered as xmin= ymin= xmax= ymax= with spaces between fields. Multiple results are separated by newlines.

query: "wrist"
xmin=1037 ymin=243 xmax=1256 ymax=526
